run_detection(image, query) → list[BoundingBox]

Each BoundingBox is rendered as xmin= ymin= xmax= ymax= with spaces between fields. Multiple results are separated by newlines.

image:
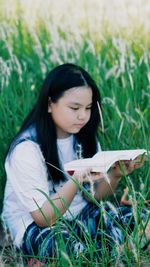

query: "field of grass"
xmin=0 ymin=0 xmax=150 ymax=266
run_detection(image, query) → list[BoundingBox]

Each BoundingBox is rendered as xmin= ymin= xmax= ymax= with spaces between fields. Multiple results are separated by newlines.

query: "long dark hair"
xmin=8 ymin=63 xmax=101 ymax=183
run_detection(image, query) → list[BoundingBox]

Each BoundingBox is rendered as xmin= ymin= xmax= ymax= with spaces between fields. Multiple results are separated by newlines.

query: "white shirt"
xmin=2 ymin=135 xmax=100 ymax=248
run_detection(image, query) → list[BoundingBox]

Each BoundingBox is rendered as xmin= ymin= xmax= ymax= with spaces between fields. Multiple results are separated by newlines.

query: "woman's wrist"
xmin=72 ymin=172 xmax=82 ymax=185
xmin=108 ymin=169 xmax=122 ymax=181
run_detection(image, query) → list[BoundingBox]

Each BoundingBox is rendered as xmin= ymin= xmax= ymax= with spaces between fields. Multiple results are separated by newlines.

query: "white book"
xmin=64 ymin=149 xmax=148 ymax=173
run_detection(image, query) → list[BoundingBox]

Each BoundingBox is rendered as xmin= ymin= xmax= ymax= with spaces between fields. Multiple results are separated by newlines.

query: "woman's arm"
xmin=31 ymin=169 xmax=100 ymax=227
xmin=8 ymin=141 xmax=82 ymax=228
xmin=31 ymin=168 xmax=103 ymax=227
xmin=93 ymin=172 xmax=121 ymax=201
xmin=31 ymin=178 xmax=79 ymax=227
xmin=94 ymin=158 xmax=146 ymax=201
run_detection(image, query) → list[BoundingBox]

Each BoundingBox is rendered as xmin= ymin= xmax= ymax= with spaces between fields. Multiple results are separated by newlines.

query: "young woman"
xmin=2 ymin=63 xmax=149 ymax=262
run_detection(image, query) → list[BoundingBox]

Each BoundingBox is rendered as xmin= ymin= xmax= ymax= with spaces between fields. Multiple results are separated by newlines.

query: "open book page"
xmin=64 ymin=149 xmax=148 ymax=173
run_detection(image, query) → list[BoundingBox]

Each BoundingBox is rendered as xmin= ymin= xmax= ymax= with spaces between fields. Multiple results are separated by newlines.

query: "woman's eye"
xmin=70 ymin=107 xmax=79 ymax=110
xmin=70 ymin=106 xmax=92 ymax=111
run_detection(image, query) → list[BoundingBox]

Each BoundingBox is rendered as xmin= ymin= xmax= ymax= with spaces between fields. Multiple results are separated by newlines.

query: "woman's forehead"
xmin=64 ymin=86 xmax=92 ymax=96
xmin=62 ymin=86 xmax=92 ymax=103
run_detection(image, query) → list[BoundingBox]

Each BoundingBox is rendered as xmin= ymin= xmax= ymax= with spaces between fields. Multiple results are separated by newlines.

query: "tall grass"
xmin=0 ymin=0 xmax=150 ymax=265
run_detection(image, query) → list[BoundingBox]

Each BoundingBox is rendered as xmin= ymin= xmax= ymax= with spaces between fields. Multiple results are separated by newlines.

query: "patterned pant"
xmin=21 ymin=202 xmax=148 ymax=261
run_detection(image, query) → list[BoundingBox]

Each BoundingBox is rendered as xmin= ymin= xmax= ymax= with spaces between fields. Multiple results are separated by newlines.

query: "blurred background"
xmin=0 ymin=0 xmax=150 ymax=212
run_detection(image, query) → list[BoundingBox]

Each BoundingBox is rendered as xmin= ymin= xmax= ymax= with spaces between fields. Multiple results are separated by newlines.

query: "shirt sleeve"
xmin=5 ymin=140 xmax=49 ymax=212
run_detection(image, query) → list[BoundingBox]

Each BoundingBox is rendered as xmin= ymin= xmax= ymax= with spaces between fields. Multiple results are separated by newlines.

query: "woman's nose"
xmin=77 ymin=110 xmax=87 ymax=120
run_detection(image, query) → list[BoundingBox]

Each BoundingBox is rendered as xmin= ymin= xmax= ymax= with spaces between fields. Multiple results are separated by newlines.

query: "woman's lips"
xmin=74 ymin=124 xmax=85 ymax=128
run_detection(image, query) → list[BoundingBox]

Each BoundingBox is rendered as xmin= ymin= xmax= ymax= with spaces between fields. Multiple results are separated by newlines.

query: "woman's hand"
xmin=73 ymin=168 xmax=103 ymax=185
xmin=109 ymin=155 xmax=147 ymax=178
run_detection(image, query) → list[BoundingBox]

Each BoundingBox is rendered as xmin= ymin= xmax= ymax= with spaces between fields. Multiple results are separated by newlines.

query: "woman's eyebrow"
xmin=69 ymin=102 xmax=92 ymax=106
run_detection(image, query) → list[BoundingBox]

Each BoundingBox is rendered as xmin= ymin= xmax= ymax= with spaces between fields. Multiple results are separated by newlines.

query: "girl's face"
xmin=48 ymin=86 xmax=92 ymax=139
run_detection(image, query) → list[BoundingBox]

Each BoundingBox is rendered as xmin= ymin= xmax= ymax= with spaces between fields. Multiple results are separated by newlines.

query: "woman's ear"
xmin=48 ymin=97 xmax=52 ymax=113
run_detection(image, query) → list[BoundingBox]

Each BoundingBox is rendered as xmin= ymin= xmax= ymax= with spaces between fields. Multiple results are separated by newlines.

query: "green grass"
xmin=0 ymin=0 xmax=150 ymax=265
